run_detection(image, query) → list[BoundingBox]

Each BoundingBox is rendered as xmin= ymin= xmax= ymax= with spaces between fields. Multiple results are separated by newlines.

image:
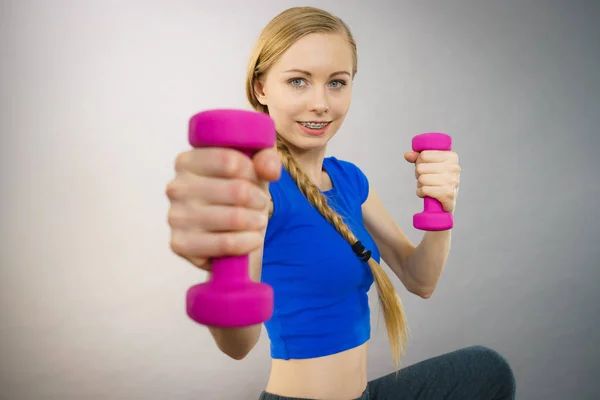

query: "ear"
xmin=253 ymin=78 xmax=267 ymax=105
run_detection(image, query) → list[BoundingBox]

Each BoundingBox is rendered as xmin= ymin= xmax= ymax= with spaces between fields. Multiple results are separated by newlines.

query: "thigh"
xmin=367 ymin=345 xmax=516 ymax=400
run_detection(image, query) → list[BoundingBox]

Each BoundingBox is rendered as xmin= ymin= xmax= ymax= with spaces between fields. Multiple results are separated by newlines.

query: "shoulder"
xmin=325 ymin=156 xmax=370 ymax=204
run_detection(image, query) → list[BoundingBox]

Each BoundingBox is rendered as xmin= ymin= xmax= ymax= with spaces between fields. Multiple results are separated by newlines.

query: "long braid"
xmin=277 ymin=138 xmax=409 ymax=369
xmin=245 ymin=5 xmax=410 ymax=370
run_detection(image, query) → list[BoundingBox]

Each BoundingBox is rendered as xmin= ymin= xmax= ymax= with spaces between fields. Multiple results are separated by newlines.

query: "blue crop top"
xmin=261 ymin=156 xmax=381 ymax=360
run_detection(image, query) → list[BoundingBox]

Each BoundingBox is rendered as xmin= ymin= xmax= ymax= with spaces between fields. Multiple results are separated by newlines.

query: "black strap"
xmin=351 ymin=240 xmax=372 ymax=262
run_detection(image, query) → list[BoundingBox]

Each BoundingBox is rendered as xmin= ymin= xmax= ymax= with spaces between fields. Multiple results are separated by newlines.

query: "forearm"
xmin=404 ymin=229 xmax=452 ymax=297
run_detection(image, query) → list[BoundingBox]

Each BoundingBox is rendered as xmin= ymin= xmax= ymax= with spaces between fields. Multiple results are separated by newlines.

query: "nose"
xmin=308 ymin=87 xmax=329 ymax=114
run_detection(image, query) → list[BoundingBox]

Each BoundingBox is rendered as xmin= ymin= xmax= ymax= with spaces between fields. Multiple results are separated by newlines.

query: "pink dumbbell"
xmin=411 ymin=133 xmax=454 ymax=231
xmin=185 ymin=109 xmax=275 ymax=327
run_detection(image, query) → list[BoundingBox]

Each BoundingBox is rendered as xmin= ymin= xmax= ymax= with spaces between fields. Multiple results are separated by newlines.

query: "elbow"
xmin=226 ymin=350 xmax=250 ymax=360
xmin=217 ymin=342 xmax=254 ymax=360
xmin=411 ymin=285 xmax=435 ymax=299
xmin=210 ymin=324 xmax=261 ymax=361
xmin=400 ymin=276 xmax=435 ymax=299
xmin=405 ymin=274 xmax=439 ymax=299
xmin=219 ymin=345 xmax=251 ymax=360
xmin=217 ymin=336 xmax=259 ymax=361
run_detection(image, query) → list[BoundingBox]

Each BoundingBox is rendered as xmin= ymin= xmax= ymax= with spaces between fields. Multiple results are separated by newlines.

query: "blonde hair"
xmin=245 ymin=6 xmax=409 ymax=369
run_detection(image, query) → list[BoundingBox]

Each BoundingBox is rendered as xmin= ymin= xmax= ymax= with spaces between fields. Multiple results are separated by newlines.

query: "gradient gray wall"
xmin=1 ymin=1 xmax=598 ymax=399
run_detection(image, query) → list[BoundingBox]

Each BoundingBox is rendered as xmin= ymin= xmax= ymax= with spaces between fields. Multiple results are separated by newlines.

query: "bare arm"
xmin=402 ymin=229 xmax=451 ymax=298
xmin=362 ymin=188 xmax=450 ymax=298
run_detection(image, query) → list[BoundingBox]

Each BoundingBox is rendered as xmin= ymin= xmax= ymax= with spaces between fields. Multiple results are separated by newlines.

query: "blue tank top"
xmin=261 ymin=156 xmax=381 ymax=360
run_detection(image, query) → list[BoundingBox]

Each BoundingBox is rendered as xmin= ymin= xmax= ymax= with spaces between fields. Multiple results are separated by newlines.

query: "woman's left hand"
xmin=404 ymin=150 xmax=461 ymax=214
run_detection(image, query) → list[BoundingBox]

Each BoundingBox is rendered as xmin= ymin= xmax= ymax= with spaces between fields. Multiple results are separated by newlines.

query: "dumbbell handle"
xmin=423 ymin=197 xmax=444 ymax=213
xmin=205 ymin=147 xmax=256 ymax=288
xmin=191 ymin=139 xmax=261 ymax=287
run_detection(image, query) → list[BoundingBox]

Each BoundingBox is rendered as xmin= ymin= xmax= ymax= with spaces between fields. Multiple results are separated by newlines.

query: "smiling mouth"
xmin=298 ymin=121 xmax=331 ymax=129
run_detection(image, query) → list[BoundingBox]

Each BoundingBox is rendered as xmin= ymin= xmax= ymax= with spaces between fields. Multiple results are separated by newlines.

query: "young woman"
xmin=167 ymin=6 xmax=516 ymax=400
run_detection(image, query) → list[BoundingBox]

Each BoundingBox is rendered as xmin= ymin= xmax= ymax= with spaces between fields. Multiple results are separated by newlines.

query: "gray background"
xmin=1 ymin=0 xmax=598 ymax=399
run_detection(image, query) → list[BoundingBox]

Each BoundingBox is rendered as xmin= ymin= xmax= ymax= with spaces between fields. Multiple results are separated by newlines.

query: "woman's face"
xmin=254 ymin=32 xmax=355 ymax=152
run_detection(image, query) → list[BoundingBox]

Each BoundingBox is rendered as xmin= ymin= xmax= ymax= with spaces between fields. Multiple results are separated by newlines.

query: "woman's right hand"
xmin=166 ymin=147 xmax=281 ymax=271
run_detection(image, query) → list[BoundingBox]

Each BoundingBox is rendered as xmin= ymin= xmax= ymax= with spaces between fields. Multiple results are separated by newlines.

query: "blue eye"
xmin=288 ymin=78 xmax=346 ymax=89
xmin=329 ymin=80 xmax=346 ymax=89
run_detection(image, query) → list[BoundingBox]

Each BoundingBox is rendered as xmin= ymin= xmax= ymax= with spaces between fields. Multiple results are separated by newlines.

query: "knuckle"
xmin=167 ymin=207 xmax=186 ymax=227
xmin=219 ymin=150 xmax=239 ymax=177
xmin=174 ymin=152 xmax=190 ymax=172
xmin=165 ymin=180 xmax=181 ymax=200
xmin=228 ymin=208 xmax=246 ymax=230
xmin=167 ymin=208 xmax=178 ymax=226
xmin=232 ymin=181 xmax=252 ymax=206
xmin=218 ymin=234 xmax=235 ymax=254
xmin=188 ymin=256 xmax=209 ymax=270
xmin=170 ymin=236 xmax=188 ymax=256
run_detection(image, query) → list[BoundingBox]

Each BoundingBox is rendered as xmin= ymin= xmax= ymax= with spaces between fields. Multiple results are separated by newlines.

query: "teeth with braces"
xmin=300 ymin=122 xmax=329 ymax=129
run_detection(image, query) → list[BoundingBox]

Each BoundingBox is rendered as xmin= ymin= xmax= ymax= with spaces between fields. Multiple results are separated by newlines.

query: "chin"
xmin=296 ymin=130 xmax=336 ymax=151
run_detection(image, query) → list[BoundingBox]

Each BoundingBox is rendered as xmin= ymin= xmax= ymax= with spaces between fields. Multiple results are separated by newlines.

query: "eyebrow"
xmin=283 ymin=69 xmax=351 ymax=77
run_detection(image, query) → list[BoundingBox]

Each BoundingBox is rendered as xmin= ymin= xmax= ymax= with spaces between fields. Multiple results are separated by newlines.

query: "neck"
xmin=284 ymin=142 xmax=328 ymax=187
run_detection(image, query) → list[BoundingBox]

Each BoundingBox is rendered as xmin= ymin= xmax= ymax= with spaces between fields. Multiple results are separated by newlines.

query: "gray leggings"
xmin=258 ymin=345 xmax=516 ymax=400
